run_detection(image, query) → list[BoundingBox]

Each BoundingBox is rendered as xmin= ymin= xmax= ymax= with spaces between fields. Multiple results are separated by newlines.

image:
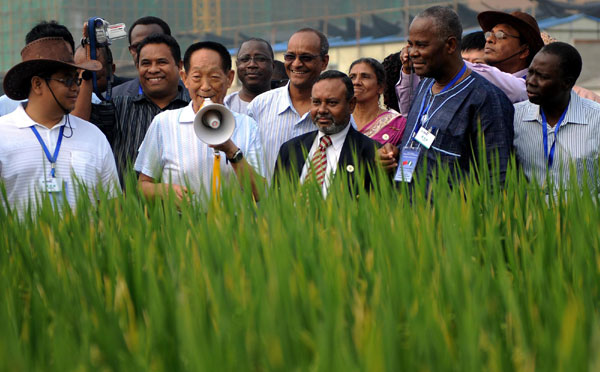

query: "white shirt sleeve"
xmin=134 ymin=118 xmax=163 ymax=180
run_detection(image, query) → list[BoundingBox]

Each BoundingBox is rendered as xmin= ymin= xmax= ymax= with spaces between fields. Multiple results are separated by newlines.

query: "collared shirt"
xmin=0 ymin=95 xmax=26 ymax=117
xmin=90 ymin=85 xmax=190 ymax=179
xmin=399 ymin=71 xmax=514 ymax=185
xmin=247 ymin=83 xmax=316 ymax=180
xmin=299 ymin=123 xmax=351 ymax=198
xmin=110 ymin=77 xmax=141 ymax=97
xmin=134 ymin=101 xmax=265 ymax=202
xmin=224 ymin=91 xmax=250 ymax=115
xmin=0 ymin=104 xmax=119 ymax=214
xmin=513 ymin=90 xmax=600 ymax=190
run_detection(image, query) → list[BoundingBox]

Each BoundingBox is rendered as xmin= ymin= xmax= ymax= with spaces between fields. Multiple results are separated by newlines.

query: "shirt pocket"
xmin=70 ymin=151 xmax=98 ymax=183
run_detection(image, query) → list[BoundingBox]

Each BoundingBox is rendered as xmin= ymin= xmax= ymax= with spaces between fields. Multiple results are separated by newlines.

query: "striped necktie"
xmin=310 ymin=135 xmax=332 ymax=186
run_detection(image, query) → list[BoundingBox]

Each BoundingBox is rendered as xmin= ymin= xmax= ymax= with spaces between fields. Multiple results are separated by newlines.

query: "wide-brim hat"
xmin=3 ymin=37 xmax=102 ymax=100
xmin=477 ymin=11 xmax=544 ymax=59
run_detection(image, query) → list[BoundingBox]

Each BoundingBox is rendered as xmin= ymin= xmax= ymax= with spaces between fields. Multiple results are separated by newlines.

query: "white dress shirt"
xmin=224 ymin=91 xmax=250 ymax=115
xmin=134 ymin=101 xmax=266 ymax=202
xmin=247 ymin=84 xmax=317 ymax=181
xmin=513 ymin=90 xmax=600 ymax=190
xmin=0 ymin=103 xmax=120 ymax=214
xmin=300 ymin=123 xmax=351 ymax=198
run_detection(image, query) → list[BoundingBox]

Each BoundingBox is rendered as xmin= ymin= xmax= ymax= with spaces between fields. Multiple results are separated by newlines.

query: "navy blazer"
xmin=274 ymin=126 xmax=380 ymax=194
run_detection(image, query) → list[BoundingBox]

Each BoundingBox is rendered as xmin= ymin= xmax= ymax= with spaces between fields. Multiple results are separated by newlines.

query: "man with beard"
xmin=224 ymin=38 xmax=274 ymax=114
xmin=274 ymin=70 xmax=379 ymax=197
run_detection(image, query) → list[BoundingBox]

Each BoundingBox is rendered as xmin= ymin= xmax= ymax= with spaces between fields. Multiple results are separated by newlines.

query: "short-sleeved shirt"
xmin=224 ymin=91 xmax=250 ymax=114
xmin=134 ymin=101 xmax=265 ymax=201
xmin=399 ymin=71 xmax=515 ymax=185
xmin=513 ymin=90 xmax=600 ymax=190
xmin=0 ymin=104 xmax=120 ymax=214
xmin=247 ymin=84 xmax=316 ymax=180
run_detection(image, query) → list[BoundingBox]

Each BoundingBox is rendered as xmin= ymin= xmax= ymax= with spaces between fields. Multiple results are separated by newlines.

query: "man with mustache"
xmin=274 ymin=70 xmax=379 ymax=197
xmin=378 ymin=6 xmax=514 ymax=187
xmin=513 ymin=42 xmax=600 ymax=190
xmin=225 ymin=38 xmax=274 ymax=114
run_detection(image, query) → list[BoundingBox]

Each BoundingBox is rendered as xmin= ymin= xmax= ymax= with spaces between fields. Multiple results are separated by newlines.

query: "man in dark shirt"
xmin=111 ymin=16 xmax=173 ymax=97
xmin=79 ymin=34 xmax=190 ymax=180
xmin=378 ymin=6 xmax=514 ymax=187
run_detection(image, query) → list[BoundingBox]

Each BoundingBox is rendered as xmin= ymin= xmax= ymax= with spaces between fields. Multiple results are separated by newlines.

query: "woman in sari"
xmin=349 ymin=58 xmax=406 ymax=146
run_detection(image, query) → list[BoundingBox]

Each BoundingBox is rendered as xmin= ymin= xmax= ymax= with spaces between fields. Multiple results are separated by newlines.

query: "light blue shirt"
xmin=247 ymin=84 xmax=317 ymax=180
xmin=134 ymin=101 xmax=266 ymax=201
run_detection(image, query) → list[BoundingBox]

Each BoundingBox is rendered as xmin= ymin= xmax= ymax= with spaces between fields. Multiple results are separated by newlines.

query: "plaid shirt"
xmin=90 ymin=86 xmax=190 ymax=180
xmin=399 ymin=71 xmax=514 ymax=185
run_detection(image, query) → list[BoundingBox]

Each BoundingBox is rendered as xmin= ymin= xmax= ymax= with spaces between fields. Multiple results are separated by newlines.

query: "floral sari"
xmin=359 ymin=110 xmax=406 ymax=146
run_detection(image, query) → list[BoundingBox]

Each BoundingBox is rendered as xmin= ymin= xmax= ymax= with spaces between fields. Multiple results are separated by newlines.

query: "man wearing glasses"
xmin=247 ymin=28 xmax=329 ymax=181
xmin=0 ymin=34 xmax=119 ymax=214
xmin=225 ymin=38 xmax=275 ymax=114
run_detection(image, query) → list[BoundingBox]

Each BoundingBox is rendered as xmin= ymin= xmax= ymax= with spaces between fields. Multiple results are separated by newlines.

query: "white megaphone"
xmin=193 ymin=98 xmax=235 ymax=145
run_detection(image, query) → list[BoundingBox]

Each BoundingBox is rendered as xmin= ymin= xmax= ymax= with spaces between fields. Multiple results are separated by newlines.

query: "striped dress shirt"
xmin=514 ymin=91 xmax=600 ymax=190
xmin=247 ymin=84 xmax=316 ymax=180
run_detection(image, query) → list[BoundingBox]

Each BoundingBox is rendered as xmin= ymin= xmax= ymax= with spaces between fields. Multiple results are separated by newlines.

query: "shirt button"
xmin=382 ymin=134 xmax=390 ymax=141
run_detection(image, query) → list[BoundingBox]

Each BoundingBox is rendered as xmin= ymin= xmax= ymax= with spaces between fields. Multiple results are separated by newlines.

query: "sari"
xmin=359 ymin=110 xmax=406 ymax=146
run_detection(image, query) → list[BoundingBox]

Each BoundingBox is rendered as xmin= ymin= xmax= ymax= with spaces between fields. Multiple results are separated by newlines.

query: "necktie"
xmin=309 ymin=135 xmax=332 ymax=186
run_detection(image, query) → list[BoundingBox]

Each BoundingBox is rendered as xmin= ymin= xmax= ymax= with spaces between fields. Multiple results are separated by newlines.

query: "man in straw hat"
xmin=0 ymin=32 xmax=120 ymax=214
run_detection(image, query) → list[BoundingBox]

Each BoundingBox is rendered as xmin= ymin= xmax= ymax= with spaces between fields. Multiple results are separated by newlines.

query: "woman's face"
xmin=349 ymin=62 xmax=383 ymax=103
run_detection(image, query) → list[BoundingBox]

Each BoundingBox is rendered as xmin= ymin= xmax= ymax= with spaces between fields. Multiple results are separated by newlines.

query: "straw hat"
xmin=477 ymin=11 xmax=545 ymax=59
xmin=3 ymin=37 xmax=102 ymax=100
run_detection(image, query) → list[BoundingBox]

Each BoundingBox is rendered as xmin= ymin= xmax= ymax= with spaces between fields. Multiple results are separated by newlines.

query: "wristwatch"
xmin=227 ymin=148 xmax=243 ymax=164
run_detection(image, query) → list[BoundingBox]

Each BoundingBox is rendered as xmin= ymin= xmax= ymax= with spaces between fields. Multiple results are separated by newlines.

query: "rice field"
xmin=1 ymin=158 xmax=599 ymax=371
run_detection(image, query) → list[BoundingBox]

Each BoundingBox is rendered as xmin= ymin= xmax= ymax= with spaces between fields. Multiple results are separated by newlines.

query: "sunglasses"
xmin=484 ymin=31 xmax=519 ymax=40
xmin=283 ymin=53 xmax=321 ymax=63
xmin=45 ymin=77 xmax=83 ymax=88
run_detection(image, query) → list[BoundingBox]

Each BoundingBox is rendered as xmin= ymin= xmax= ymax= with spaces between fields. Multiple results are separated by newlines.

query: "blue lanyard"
xmin=541 ymin=105 xmax=568 ymax=168
xmin=412 ymin=63 xmax=467 ymax=138
xmin=30 ymin=125 xmax=65 ymax=178
xmin=138 ymin=84 xmax=143 ymax=95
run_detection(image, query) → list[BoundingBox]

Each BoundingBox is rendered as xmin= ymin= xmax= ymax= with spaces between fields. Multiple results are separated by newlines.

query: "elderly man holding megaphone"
xmin=134 ymin=41 xmax=266 ymax=203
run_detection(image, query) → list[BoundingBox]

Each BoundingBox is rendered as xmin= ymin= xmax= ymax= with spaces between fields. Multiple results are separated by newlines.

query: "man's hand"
xmin=400 ymin=46 xmax=413 ymax=74
xmin=377 ymin=143 xmax=399 ymax=174
xmin=210 ymin=139 xmax=238 ymax=159
xmin=166 ymin=184 xmax=190 ymax=201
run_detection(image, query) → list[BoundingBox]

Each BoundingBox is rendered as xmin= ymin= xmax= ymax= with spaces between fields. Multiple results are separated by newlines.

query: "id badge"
xmin=39 ymin=177 xmax=62 ymax=193
xmin=394 ymin=147 xmax=421 ymax=183
xmin=414 ymin=127 xmax=436 ymax=149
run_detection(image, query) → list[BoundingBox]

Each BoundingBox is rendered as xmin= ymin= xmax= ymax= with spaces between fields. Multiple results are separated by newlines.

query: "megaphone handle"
xmin=211 ymin=152 xmax=221 ymax=201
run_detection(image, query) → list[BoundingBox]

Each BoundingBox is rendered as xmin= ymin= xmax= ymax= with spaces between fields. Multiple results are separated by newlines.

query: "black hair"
xmin=294 ymin=28 xmax=329 ymax=56
xmin=382 ymin=52 xmax=401 ymax=111
xmin=272 ymin=60 xmax=287 ymax=78
xmin=314 ymin=70 xmax=354 ymax=102
xmin=136 ymin=33 xmax=181 ymax=65
xmin=128 ymin=16 xmax=171 ymax=44
xmin=349 ymin=57 xmax=386 ymax=86
xmin=539 ymin=42 xmax=582 ymax=87
xmin=461 ymin=31 xmax=485 ymax=51
xmin=183 ymin=41 xmax=231 ymax=73
xmin=418 ymin=6 xmax=463 ymax=45
xmin=238 ymin=38 xmax=274 ymax=59
xmin=26 ymin=20 xmax=75 ymax=53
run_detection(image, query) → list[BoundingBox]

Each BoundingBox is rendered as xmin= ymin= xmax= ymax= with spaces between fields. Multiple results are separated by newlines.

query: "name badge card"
xmin=394 ymin=147 xmax=421 ymax=183
xmin=39 ymin=177 xmax=62 ymax=193
xmin=414 ymin=127 xmax=436 ymax=149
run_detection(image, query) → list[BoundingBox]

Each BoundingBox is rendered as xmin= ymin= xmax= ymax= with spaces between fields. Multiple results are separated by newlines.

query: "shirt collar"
xmin=14 ymin=103 xmax=74 ymax=129
xmin=179 ymin=101 xmax=196 ymax=123
xmin=132 ymin=82 xmax=189 ymax=104
xmin=316 ymin=121 xmax=351 ymax=151
xmin=275 ymin=83 xmax=294 ymax=115
xmin=522 ymin=90 xmax=588 ymax=126
xmin=512 ymin=68 xmax=529 ymax=79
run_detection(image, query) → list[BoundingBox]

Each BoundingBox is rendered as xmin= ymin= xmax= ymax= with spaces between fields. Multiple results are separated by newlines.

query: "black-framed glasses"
xmin=283 ymin=53 xmax=321 ymax=63
xmin=484 ymin=31 xmax=519 ymax=40
xmin=237 ymin=55 xmax=271 ymax=64
xmin=45 ymin=77 xmax=83 ymax=88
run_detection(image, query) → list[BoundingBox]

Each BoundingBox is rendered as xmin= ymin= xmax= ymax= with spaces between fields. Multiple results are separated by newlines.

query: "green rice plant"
xmin=0 ymin=151 xmax=599 ymax=372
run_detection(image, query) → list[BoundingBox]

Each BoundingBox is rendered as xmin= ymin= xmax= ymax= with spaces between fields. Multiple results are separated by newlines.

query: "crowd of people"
xmin=1 ymin=6 xmax=599 ymax=214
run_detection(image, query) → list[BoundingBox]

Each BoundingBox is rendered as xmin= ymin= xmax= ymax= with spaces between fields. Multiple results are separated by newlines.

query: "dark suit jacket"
xmin=274 ymin=126 xmax=380 ymax=195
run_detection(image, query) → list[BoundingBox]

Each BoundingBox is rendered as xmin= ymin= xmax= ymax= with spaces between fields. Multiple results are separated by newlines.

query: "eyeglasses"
xmin=45 ymin=77 xmax=83 ymax=88
xmin=237 ymin=55 xmax=271 ymax=64
xmin=283 ymin=53 xmax=321 ymax=63
xmin=484 ymin=31 xmax=520 ymax=40
xmin=128 ymin=43 xmax=140 ymax=53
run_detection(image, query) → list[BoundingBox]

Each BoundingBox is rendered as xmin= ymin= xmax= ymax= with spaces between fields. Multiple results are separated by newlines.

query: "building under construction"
xmin=0 ymin=0 xmax=461 ymax=73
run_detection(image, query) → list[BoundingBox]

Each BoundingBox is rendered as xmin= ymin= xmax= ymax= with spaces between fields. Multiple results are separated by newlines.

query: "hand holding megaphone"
xmin=193 ymin=98 xmax=236 ymax=146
